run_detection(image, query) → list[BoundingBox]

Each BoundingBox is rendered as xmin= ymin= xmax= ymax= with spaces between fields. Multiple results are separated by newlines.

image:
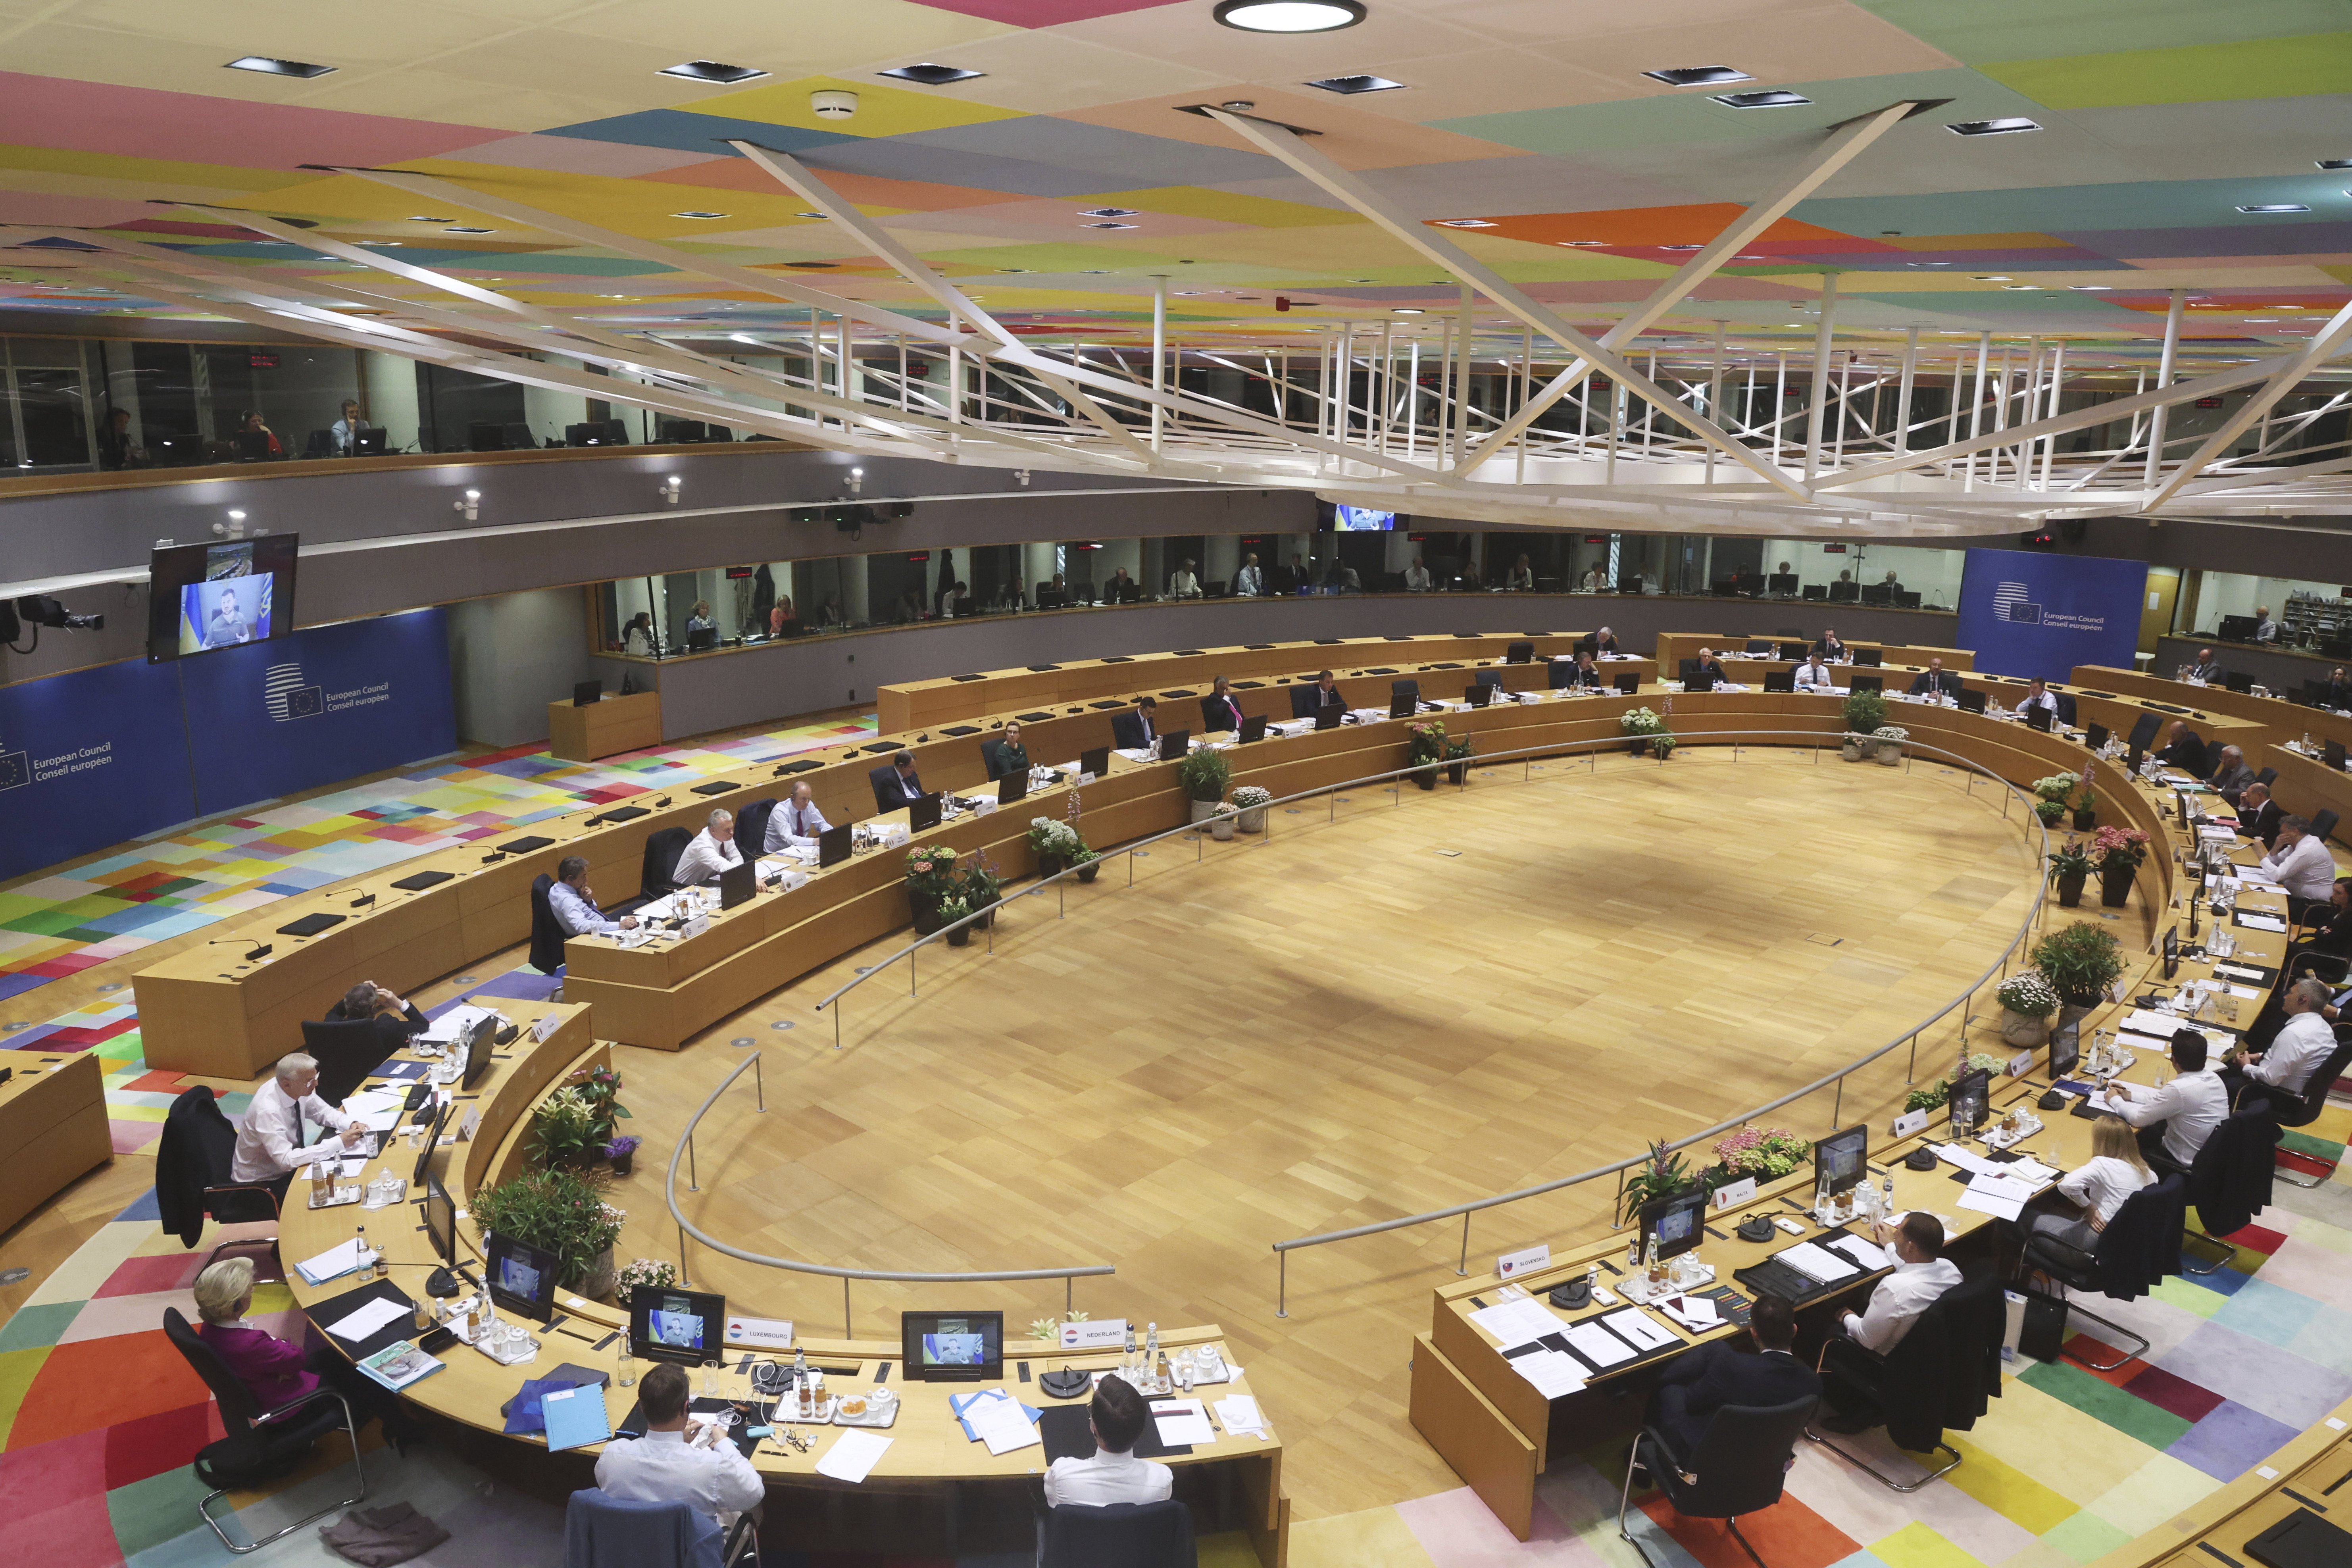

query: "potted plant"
xmin=1873 ymin=724 xmax=1908 ymax=766
xmin=2032 ymin=920 xmax=2126 ymax=1028
xmin=530 ymin=1087 xmax=603 ymax=1169
xmin=469 ymin=1166 xmax=626 ymax=1298
xmin=567 ymin=1063 xmax=629 ymax=1144
xmin=1707 ymin=1125 xmax=1812 ymax=1190
xmin=1841 ymin=690 xmax=1887 ymax=760
xmin=903 ymin=844 xmax=958 ymax=934
xmin=956 ymin=855 xmax=1004 ymax=929
xmin=1176 ymin=748 xmax=1232 ymax=823
xmin=1027 ymin=816 xmax=1086 ymax=876
xmin=1445 ymin=733 xmax=1475 ymax=786
xmin=1995 ymin=970 xmax=2060 ymax=1048
xmin=937 ymin=895 xmax=973 ymax=946
xmin=1072 ymin=847 xmax=1100 ymax=884
xmin=2046 ymin=838 xmax=2093 ymax=906
xmin=2031 ymin=772 xmax=2079 ymax=827
xmin=1904 ymin=1052 xmax=2010 ymax=1112
xmin=604 ymin=1134 xmax=642 ymax=1177
xmin=616 ymin=1256 xmax=675 ymax=1309
xmin=1620 ymin=706 xmax=1666 ymax=758
xmin=1652 ymin=731 xmax=1677 ymax=761
xmin=1210 ymin=804 xmax=1238 ymax=841
xmin=2070 ymin=777 xmax=2096 ymax=831
xmin=2089 ymin=825 xmax=2150 ymax=908
xmin=1620 ymin=1138 xmax=1696 ymax=1224
xmin=1406 ymin=720 xmax=1447 ymax=789
xmin=1231 ymin=785 xmax=1272 ymax=833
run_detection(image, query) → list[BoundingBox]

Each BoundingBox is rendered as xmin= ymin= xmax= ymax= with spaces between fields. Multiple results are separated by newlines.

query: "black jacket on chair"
xmin=2189 ymin=1110 xmax=2279 ymax=1237
xmin=157 ymin=1086 xmax=237 ymax=1247
xmin=2083 ymin=1173 xmax=2186 ymax=1300
xmin=302 ymin=1012 xmax=418 ymax=1106
xmin=868 ymin=763 xmax=925 ymax=814
xmin=1200 ymin=693 xmax=1245 ymax=733
xmin=1651 ymin=1344 xmax=1820 ymax=1459
xmin=528 ymin=873 xmax=567 ymax=974
xmin=1822 ymin=1273 xmax=2001 ymax=1455
xmin=1111 ymin=710 xmax=1157 ymax=749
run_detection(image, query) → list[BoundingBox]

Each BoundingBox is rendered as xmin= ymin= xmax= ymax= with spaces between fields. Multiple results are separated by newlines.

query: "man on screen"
xmin=202 ymin=586 xmax=254 ymax=648
xmin=923 ymin=1327 xmax=988 ymax=1366
xmin=650 ymin=1305 xmax=704 ymax=1351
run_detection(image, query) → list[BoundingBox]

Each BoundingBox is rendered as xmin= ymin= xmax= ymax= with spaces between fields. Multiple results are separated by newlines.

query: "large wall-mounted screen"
xmin=1336 ymin=505 xmax=1396 ymax=531
xmin=148 ymin=535 xmax=298 ymax=662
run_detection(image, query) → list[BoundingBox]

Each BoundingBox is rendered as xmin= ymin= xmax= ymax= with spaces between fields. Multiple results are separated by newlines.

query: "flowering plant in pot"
xmin=1619 ymin=1138 xmax=1696 ymax=1223
xmin=530 ymin=1087 xmax=603 ymax=1168
xmin=1406 ymin=720 xmax=1446 ymax=788
xmin=1027 ymin=816 xmax=1087 ymax=875
xmin=904 ymin=845 xmax=958 ymax=933
xmin=2032 ymin=920 xmax=2126 ymax=1026
xmin=566 ymin=1062 xmax=629 ymax=1145
xmin=1904 ymin=1052 xmax=2010 ymax=1112
xmin=616 ymin=1256 xmax=675 ymax=1308
xmin=1620 ymin=706 xmax=1666 ymax=757
xmin=604 ymin=1134 xmax=641 ymax=1176
xmin=1873 ymin=724 xmax=1908 ymax=765
xmin=2032 ymin=772 xmax=2079 ymax=825
xmin=1445 ymin=733 xmax=1475 ymax=784
xmin=1995 ymin=970 xmax=2060 ymax=1048
xmin=1231 ymin=785 xmax=1272 ymax=833
xmin=2046 ymin=838 xmax=2092 ymax=906
xmin=1209 ymin=804 xmax=1239 ymax=841
xmin=1707 ymin=1125 xmax=1812 ymax=1189
xmin=2089 ymin=825 xmax=2149 ymax=908
xmin=937 ymin=895 xmax=973 ymax=946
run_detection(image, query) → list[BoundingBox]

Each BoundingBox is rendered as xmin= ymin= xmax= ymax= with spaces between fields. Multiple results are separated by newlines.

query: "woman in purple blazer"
xmin=193 ymin=1257 xmax=421 ymax=1453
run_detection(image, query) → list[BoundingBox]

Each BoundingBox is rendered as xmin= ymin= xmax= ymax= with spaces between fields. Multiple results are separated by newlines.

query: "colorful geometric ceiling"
xmin=3 ymin=0 xmax=2352 ymax=373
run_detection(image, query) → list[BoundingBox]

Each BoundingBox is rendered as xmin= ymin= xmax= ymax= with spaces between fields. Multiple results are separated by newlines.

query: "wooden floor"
xmin=602 ymin=749 xmax=2039 ymax=1521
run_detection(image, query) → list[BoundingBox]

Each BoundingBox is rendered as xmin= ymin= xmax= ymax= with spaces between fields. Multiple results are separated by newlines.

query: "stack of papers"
xmin=2237 ymin=912 xmax=2288 ymax=933
xmin=1468 ymin=1297 xmax=1568 ymax=1351
xmin=1657 ymin=1294 xmax=1720 ymax=1332
xmin=1564 ymin=1322 xmax=1637 ymax=1368
xmin=815 ymin=1429 xmax=891 ymax=1483
xmin=295 ymin=1239 xmax=366 ymax=1287
xmin=1510 ymin=1350 xmax=1588 ymax=1397
xmin=1825 ymin=1234 xmax=1896 ymax=1272
xmin=1777 ymin=1242 xmax=1861 ymax=1284
xmin=1150 ymin=1398 xmax=1217 ymax=1447
xmin=325 ymin=1297 xmax=413 ymax=1343
xmin=417 ymin=1005 xmax=496 ymax=1045
xmin=950 ymin=1389 xmax=1039 ymax=1456
xmin=1600 ymin=1308 xmax=1677 ymax=1352
xmin=1959 ymin=1172 xmax=2038 ymax=1220
xmin=1214 ymin=1396 xmax=1267 ymax=1436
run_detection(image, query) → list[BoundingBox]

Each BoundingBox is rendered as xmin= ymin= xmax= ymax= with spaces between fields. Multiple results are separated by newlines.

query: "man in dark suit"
xmin=1311 ymin=669 xmax=1346 ymax=710
xmin=1908 ymin=658 xmax=1962 ymax=698
xmin=2159 ymin=720 xmax=2206 ymax=772
xmin=2208 ymin=744 xmax=2256 ymax=802
xmin=1562 ymin=651 xmax=1603 ymax=689
xmin=1814 ymin=628 xmax=1848 ymax=662
xmin=868 ymin=750 xmax=926 ymax=814
xmin=2238 ymin=781 xmax=2285 ymax=848
xmin=1110 ymin=695 xmax=1158 ymax=750
xmin=323 ymin=982 xmax=429 ymax=1054
xmin=1200 ymin=676 xmax=1245 ymax=733
xmin=1581 ymin=626 xmax=1621 ymax=657
xmin=1637 ymin=1294 xmax=1819 ymax=1479
xmin=2325 ymin=666 xmax=2352 ymax=710
xmin=1688 ymin=647 xmax=1727 ymax=690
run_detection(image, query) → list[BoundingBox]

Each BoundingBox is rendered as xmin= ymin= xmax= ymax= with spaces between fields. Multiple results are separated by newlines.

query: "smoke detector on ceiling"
xmin=811 ymin=90 xmax=858 ymax=118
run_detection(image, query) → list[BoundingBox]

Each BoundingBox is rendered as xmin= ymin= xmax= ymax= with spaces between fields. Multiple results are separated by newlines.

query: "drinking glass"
xmin=703 ymin=1359 xmax=722 ymax=1398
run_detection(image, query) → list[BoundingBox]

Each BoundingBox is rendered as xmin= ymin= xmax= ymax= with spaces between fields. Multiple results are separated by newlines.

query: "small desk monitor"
xmin=1156 ymin=727 xmax=1190 ymax=759
xmin=718 ymin=860 xmax=756 ymax=910
xmin=910 ymin=792 xmax=943 ymax=831
xmin=2329 ymin=739 xmax=2348 ymax=773
xmin=2127 ymin=744 xmax=2146 ymax=775
xmin=1640 ymin=1188 xmax=1708 ymax=1262
xmin=460 ymin=1013 xmax=498 ymax=1090
xmin=1079 ymin=745 xmax=1110 ymax=776
xmin=1849 ymin=674 xmax=1883 ymax=695
xmin=1389 ymin=694 xmax=1416 ymax=719
xmin=1956 ymin=687 xmax=1987 ymax=715
xmin=1814 ymin=1123 xmax=1868 ymax=1197
xmin=2085 ymin=721 xmax=2109 ymax=752
xmin=2163 ymin=925 xmax=2181 ymax=980
xmin=1948 ymin=1067 xmax=1991 ymax=1135
xmin=572 ymin=680 xmax=601 ymax=707
xmin=2025 ymin=703 xmax=2053 ymax=732
xmin=1762 ymin=669 xmax=1794 ymax=693
xmin=997 ymin=770 xmax=1028 ymax=806
xmin=1767 ymin=573 xmax=1799 ymax=596
xmin=483 ymin=1231 xmax=560 ymax=1323
xmin=1614 ymin=671 xmax=1642 ymax=694
xmin=1854 ymin=648 xmax=1882 ymax=668
xmin=1314 ymin=706 xmax=1343 ymax=730
xmin=902 ymin=1310 xmax=1004 ymax=1382
xmin=1239 ymin=714 xmax=1268 ymax=743
xmin=631 ymin=1286 xmax=727 ymax=1366
xmin=413 ymin=1098 xmax=453 ymax=1187
xmin=817 ymin=823 xmax=852 ymax=868
xmin=2049 ymin=1017 xmax=2081 ymax=1080
xmin=422 ymin=1172 xmax=462 ymax=1297
xmin=1464 ymin=682 xmax=1493 ymax=707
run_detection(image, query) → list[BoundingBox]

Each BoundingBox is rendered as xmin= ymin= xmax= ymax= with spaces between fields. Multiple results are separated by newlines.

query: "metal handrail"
xmin=663 ymin=1051 xmax=1117 ymax=1337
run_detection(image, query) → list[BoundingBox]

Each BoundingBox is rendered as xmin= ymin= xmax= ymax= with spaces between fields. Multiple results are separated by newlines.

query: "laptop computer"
xmin=1614 ymin=671 xmax=1641 ymax=694
xmin=717 ymin=861 xmax=756 ymax=910
xmin=2084 ymin=721 xmax=2109 ymax=751
xmin=1762 ymin=669 xmax=1795 ymax=693
xmin=1850 ymin=674 xmax=1883 ymax=695
xmin=1390 ymin=695 xmax=1417 ymax=719
xmin=2329 ymin=739 xmax=2348 ymax=772
xmin=1239 ymin=714 xmax=1268 ymax=742
xmin=1854 ymin=648 xmax=1882 ymax=667
xmin=909 ymin=793 xmax=943 ymax=831
xmin=1156 ymin=728 xmax=1189 ymax=760
xmin=1314 ymin=706 xmax=1343 ymax=730
xmin=1957 ymin=688 xmax=1987 ymax=715
xmin=2025 ymin=704 xmax=2053 ymax=731
xmin=997 ymin=770 xmax=1028 ymax=806
xmin=1464 ymin=683 xmax=1493 ymax=707
xmin=817 ymin=823 xmax=852 ymax=868
xmin=1079 ymin=745 xmax=1110 ymax=776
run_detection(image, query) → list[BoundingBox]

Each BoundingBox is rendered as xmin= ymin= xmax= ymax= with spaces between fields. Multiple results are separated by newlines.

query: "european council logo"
xmin=1992 ymin=581 xmax=2043 ymax=625
xmin=0 ymin=740 xmax=26 ymax=792
xmin=264 ymin=661 xmax=323 ymax=722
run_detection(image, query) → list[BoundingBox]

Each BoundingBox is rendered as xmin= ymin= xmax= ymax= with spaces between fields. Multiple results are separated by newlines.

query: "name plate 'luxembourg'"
xmin=723 ymin=1315 xmax=795 ymax=1350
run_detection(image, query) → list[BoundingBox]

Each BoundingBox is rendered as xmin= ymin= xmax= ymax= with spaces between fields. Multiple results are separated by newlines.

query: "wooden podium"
xmin=547 ymin=690 xmax=661 ymax=761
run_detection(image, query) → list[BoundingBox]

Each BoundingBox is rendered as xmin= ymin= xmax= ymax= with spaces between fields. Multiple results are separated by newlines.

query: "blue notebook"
xmin=541 ymin=1383 xmax=613 ymax=1453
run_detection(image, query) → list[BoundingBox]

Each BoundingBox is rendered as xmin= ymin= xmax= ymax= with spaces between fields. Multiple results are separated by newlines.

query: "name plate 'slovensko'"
xmin=1495 ymin=1243 xmax=1550 ymax=1280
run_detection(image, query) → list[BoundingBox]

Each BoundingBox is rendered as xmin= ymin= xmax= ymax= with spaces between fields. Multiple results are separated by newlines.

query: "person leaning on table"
xmin=2158 ymin=720 xmax=2206 ymax=773
xmin=2018 ymin=677 xmax=2060 ymax=718
xmin=2022 ymin=1114 xmax=2153 ymax=1270
xmin=1042 ymin=1373 xmax=1171 ymax=1508
xmin=325 ymin=980 xmax=428 ymax=1055
xmin=2106 ymin=1029 xmax=2229 ymax=1173
xmin=596 ymin=1362 xmax=763 ymax=1532
xmin=1561 ymin=650 xmax=1603 ymax=689
xmin=229 ymin=1051 xmax=366 ymax=1198
xmin=765 ymin=780 xmax=831 ymax=852
xmin=671 ymin=809 xmax=743 ymax=888
xmin=2263 ymin=814 xmax=2338 ymax=913
xmin=550 ymin=856 xmax=638 ymax=937
xmin=2208 ymin=745 xmax=2256 ymax=803
xmin=2237 ymin=782 xmax=2284 ymax=850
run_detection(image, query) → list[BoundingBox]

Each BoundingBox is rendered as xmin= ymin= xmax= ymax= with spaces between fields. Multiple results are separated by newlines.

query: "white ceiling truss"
xmin=10 ymin=108 xmax=2352 ymax=540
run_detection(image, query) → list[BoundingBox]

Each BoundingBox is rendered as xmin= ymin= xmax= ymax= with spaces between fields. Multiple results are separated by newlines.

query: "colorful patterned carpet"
xmin=0 ymin=716 xmax=874 ymax=1014
xmin=4 ymin=1125 xmax=2350 ymax=1568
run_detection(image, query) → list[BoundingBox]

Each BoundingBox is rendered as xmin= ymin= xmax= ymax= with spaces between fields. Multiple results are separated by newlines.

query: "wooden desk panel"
xmin=1655 ymin=633 xmax=1972 ymax=675
xmin=549 ymin=691 xmax=663 ymax=762
xmin=0 ymin=1052 xmax=111 ymax=1235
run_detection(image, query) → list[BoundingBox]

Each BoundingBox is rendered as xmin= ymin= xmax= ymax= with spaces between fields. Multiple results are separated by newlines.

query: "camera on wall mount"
xmin=4 ymin=594 xmax=104 ymax=652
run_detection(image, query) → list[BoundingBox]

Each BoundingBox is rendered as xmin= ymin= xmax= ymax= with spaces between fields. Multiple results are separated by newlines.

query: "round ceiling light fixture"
xmin=1213 ymin=1 xmax=1366 ymax=34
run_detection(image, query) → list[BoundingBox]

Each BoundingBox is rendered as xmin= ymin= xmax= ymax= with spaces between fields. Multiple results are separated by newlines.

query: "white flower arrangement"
xmin=1231 ymin=786 xmax=1272 ymax=808
xmin=1996 ymin=970 xmax=2060 ymax=1019
xmin=1027 ymin=816 xmax=1082 ymax=857
xmin=1619 ymin=706 xmax=1666 ymax=735
xmin=1873 ymin=725 xmax=1909 ymax=742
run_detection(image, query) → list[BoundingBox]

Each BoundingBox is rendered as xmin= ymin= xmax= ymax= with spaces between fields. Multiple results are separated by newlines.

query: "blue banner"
xmin=1956 ymin=548 xmax=2148 ymax=681
xmin=0 ymin=659 xmax=197 ymax=882
xmin=179 ymin=609 xmax=456 ymax=816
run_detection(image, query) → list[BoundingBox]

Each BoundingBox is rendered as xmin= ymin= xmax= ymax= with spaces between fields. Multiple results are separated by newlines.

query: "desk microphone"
xmin=655 ymin=796 xmax=673 ymax=808
xmin=350 ymin=893 xmax=376 ymax=910
xmin=481 ymin=851 xmax=508 ymax=864
xmin=244 ymin=943 xmax=272 ymax=962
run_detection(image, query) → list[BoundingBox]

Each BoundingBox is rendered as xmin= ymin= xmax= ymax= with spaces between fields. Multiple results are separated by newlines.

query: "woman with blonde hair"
xmin=2024 ymin=1115 xmax=2153 ymax=1267
xmin=192 ymin=1257 xmax=422 ymax=1453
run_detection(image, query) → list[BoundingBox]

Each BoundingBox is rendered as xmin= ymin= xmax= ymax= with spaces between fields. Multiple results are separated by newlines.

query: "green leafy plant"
xmin=1996 ymin=970 xmax=2060 ymax=1020
xmin=1176 ymin=746 xmax=1233 ymax=802
xmin=530 ymin=1088 xmax=604 ymax=1168
xmin=565 ymin=1062 xmax=629 ymax=1145
xmin=1027 ymin=816 xmax=1086 ymax=860
xmin=469 ymin=1166 xmax=626 ymax=1288
xmin=954 ymin=852 xmax=1002 ymax=910
xmin=1446 ymin=735 xmax=1474 ymax=761
xmin=1904 ymin=1052 xmax=2011 ymax=1112
xmin=2046 ymin=839 xmax=2093 ymax=880
xmin=2032 ymin=772 xmax=2081 ymax=806
xmin=1622 ymin=1138 xmax=1696 ymax=1219
xmin=1407 ymin=720 xmax=1448 ymax=765
xmin=1842 ymin=689 xmax=1888 ymax=737
xmin=1653 ymin=733 xmax=1677 ymax=758
xmin=2031 ymin=921 xmax=2126 ymax=1006
xmin=2090 ymin=825 xmax=2150 ymax=872
xmin=936 ymin=896 xmax=971 ymax=924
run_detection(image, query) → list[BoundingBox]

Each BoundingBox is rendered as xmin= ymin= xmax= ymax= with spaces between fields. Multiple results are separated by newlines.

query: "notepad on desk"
xmin=326 ymin=1296 xmax=413 ymax=1343
xmin=815 ymin=1429 xmax=891 ymax=1484
xmin=1150 ymin=1399 xmax=1217 ymax=1447
xmin=541 ymin=1385 xmax=612 ymax=1453
xmin=296 ymin=1238 xmax=365 ymax=1287
xmin=1777 ymin=1242 xmax=1861 ymax=1285
xmin=1563 ymin=1321 xmax=1637 ymax=1369
xmin=1469 ymin=1297 xmax=1567 ymax=1351
xmin=1959 ymin=1172 xmax=2037 ymax=1221
xmin=1510 ymin=1349 xmax=1588 ymax=1398
xmin=1599 ymin=1308 xmax=1677 ymax=1353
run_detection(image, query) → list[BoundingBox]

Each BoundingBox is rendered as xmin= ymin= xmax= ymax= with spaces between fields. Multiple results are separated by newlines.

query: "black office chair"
xmin=2312 ymin=808 xmax=2340 ymax=845
xmin=163 ymin=1307 xmax=365 ymax=1553
xmin=2057 ymin=693 xmax=2079 ymax=727
xmin=2019 ymin=1174 xmax=2186 ymax=1364
xmin=1810 ymin=1274 xmax=2002 ymax=1491
xmin=1506 ymin=640 xmax=1535 ymax=664
xmin=733 ymin=797 xmax=780 ymax=860
xmin=564 ymin=1488 xmax=757 ymax=1568
xmin=154 ymin=1087 xmax=285 ymax=1277
xmin=299 ymin=1018 xmax=381 ymax=1108
xmin=1619 ymin=1395 xmax=1817 ymax=1568
xmin=2267 ymin=1029 xmax=2352 ymax=1188
xmin=1037 ymin=1499 xmax=1196 ymax=1568
xmin=640 ymin=827 xmax=692 ymax=900
xmin=1476 ymin=668 xmax=1503 ymax=688
xmin=2202 ymin=739 xmax=2229 ymax=777
xmin=528 ymin=873 xmax=567 ymax=975
xmin=981 ymin=737 xmax=1012 ymax=779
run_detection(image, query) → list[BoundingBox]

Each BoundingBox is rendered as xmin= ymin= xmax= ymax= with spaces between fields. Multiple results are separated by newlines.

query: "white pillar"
xmin=1803 ymin=273 xmax=1839 ymax=481
xmin=2144 ymin=288 xmax=2185 ymax=489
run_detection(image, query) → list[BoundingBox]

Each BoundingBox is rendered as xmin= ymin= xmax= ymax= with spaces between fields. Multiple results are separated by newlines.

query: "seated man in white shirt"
xmin=229 ymin=1051 xmax=367 ymax=1200
xmin=549 ymin=856 xmax=638 ymax=938
xmin=2262 ymin=815 xmax=2338 ymax=914
xmin=2107 ymin=1029 xmax=2230 ymax=1172
xmin=671 ymin=809 xmax=744 ymax=888
xmin=763 ymin=781 xmax=832 ymax=853
xmin=2018 ymin=677 xmax=2060 ymax=720
xmin=1042 ymin=1373 xmax=1172 ymax=1509
xmin=2227 ymin=977 xmax=2338 ymax=1112
xmin=1793 ymin=653 xmax=1838 ymax=690
xmin=1818 ymin=1210 xmax=1964 ymax=1432
xmin=1404 ymin=556 xmax=1433 ymax=592
xmin=1167 ymin=559 xmax=1201 ymax=598
xmin=595 ymin=1363 xmax=764 ymax=1533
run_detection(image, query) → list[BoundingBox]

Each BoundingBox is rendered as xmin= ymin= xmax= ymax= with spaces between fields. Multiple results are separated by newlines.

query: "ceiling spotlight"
xmin=1085 ymin=221 xmax=1139 ymax=229
xmin=1711 ymin=90 xmax=1810 ymax=108
xmin=1645 ymin=66 xmax=1754 ymax=89
xmin=406 ymin=215 xmax=452 ymax=223
xmin=1172 ymin=290 xmax=1201 ymax=295
xmin=1212 ymin=0 xmax=1366 ymax=33
xmin=1306 ymin=74 xmax=1404 ymax=93
xmin=1433 ymin=218 xmax=1496 ymax=228
xmin=1392 ymin=307 xmax=1425 ymax=314
xmin=1080 ymin=207 xmax=1140 ymax=217
xmin=1556 ymin=240 xmax=1606 ymax=247
xmin=1081 ymin=269 xmax=1110 ymax=274
xmin=1220 ymin=100 xmax=1258 ymax=110
xmin=671 ymin=211 xmax=729 ymax=219
xmin=227 ymin=55 xmax=335 ymax=77
xmin=2238 ymin=203 xmax=2310 ymax=213
xmin=1946 ymin=117 xmax=2040 ymax=136
xmin=444 ymin=226 xmax=493 ymax=234
xmin=2000 ymin=284 xmax=2037 ymax=290
xmin=879 ymin=62 xmax=985 ymax=85
xmin=660 ymin=60 xmax=768 ymax=83
xmin=792 ymin=212 xmax=827 ymax=220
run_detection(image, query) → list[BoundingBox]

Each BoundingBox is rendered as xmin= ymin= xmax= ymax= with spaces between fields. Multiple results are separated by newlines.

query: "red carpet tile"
xmin=12 ymin=1490 xmax=125 ymax=1568
xmin=92 ymin=1253 xmax=200 ymax=1299
xmin=103 ymin=1403 xmax=221 ymax=1490
xmin=2222 ymin=1224 xmax=2287 ymax=1254
xmin=1644 ymin=1490 xmax=1858 ymax=1568
xmin=2065 ymin=1337 xmax=2154 ymax=1390
xmin=2125 ymin=1363 xmax=2231 ymax=1423
xmin=10 ymin=1337 xmax=212 ymax=1450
